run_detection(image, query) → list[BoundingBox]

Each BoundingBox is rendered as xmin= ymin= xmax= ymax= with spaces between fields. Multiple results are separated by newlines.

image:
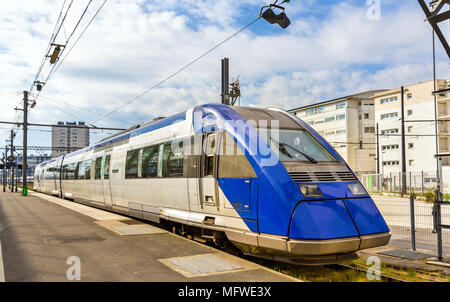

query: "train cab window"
xmin=125 ymin=150 xmax=139 ymax=178
xmin=94 ymin=157 xmax=102 ymax=179
xmin=162 ymin=140 xmax=183 ymax=177
xmin=142 ymin=145 xmax=159 ymax=178
xmin=104 ymin=155 xmax=111 ymax=179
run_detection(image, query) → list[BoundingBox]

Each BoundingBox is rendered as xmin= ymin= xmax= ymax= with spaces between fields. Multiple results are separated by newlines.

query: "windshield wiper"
xmin=269 ymin=137 xmax=318 ymax=164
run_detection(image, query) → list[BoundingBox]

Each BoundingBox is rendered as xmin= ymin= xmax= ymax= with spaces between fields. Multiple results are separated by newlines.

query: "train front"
xmin=224 ymin=106 xmax=390 ymax=265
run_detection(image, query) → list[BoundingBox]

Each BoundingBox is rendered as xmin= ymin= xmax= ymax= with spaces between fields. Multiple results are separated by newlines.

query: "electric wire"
xmin=90 ymin=15 xmax=262 ymax=125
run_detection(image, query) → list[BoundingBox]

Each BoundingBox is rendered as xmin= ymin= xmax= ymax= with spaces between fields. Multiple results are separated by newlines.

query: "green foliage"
xmin=424 ymin=190 xmax=435 ymax=203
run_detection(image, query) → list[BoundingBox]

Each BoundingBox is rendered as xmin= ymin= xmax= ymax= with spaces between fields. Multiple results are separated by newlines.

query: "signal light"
xmin=262 ymin=7 xmax=291 ymax=29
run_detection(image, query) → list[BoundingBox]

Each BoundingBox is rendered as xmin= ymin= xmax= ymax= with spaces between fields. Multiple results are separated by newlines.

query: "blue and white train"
xmin=34 ymin=104 xmax=390 ymax=265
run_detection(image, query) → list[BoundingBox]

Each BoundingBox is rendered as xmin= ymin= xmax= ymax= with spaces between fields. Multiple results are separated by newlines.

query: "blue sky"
xmin=0 ymin=0 xmax=449 ymax=154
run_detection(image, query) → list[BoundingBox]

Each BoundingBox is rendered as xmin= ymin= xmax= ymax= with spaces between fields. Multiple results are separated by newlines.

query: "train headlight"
xmin=298 ymin=184 xmax=323 ymax=197
xmin=347 ymin=183 xmax=367 ymax=195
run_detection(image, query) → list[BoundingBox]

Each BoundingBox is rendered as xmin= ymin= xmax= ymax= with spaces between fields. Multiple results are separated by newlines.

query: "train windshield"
xmin=258 ymin=128 xmax=337 ymax=163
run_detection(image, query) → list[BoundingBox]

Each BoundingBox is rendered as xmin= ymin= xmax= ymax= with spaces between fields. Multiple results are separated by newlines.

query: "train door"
xmin=200 ymin=132 xmax=220 ymax=212
xmin=102 ymin=153 xmax=112 ymax=208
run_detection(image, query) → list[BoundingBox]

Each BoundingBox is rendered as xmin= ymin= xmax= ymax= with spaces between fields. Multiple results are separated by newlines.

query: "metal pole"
xmin=421 ymin=171 xmax=424 ymax=197
xmin=401 ymin=86 xmax=407 ymax=196
xmin=410 ymin=195 xmax=416 ymax=251
xmin=10 ymin=130 xmax=14 ymax=193
xmin=376 ymin=123 xmax=380 ymax=174
xmin=22 ymin=91 xmax=28 ymax=196
xmin=221 ymin=58 xmax=229 ymax=104
xmin=2 ymin=148 xmax=6 ymax=192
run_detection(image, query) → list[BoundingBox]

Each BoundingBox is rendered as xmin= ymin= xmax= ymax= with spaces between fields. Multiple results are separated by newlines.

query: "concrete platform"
xmin=0 ymin=191 xmax=298 ymax=282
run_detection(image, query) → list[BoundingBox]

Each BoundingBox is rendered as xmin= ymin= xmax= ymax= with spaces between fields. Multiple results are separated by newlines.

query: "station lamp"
xmin=260 ymin=0 xmax=291 ymax=29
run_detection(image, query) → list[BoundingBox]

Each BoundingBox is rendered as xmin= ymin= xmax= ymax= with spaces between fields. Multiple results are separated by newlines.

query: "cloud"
xmin=0 ymin=0 xmax=448 ymax=149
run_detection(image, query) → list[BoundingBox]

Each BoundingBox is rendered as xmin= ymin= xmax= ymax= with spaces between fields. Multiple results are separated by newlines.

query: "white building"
xmin=289 ymin=90 xmax=387 ymax=175
xmin=373 ymin=79 xmax=450 ymax=189
xmin=52 ymin=121 xmax=90 ymax=157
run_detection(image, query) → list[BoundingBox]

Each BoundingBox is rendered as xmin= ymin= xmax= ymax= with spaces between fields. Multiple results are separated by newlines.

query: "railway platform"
xmin=0 ymin=190 xmax=298 ymax=282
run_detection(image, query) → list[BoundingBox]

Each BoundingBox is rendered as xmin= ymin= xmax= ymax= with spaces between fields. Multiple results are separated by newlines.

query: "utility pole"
xmin=221 ymin=58 xmax=230 ymax=104
xmin=22 ymin=91 xmax=28 ymax=196
xmin=376 ymin=123 xmax=380 ymax=174
xmin=2 ymin=148 xmax=6 ymax=192
xmin=10 ymin=130 xmax=14 ymax=193
xmin=400 ymin=86 xmax=407 ymax=196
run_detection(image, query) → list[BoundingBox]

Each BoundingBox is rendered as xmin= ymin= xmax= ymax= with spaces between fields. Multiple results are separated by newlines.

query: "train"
xmin=34 ymin=103 xmax=390 ymax=265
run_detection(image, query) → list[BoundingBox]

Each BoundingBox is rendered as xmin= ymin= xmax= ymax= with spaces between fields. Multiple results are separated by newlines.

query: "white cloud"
xmin=0 ymin=0 xmax=448 ymax=148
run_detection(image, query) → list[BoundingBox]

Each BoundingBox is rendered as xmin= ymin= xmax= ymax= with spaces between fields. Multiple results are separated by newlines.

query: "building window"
xmin=380 ymin=96 xmax=398 ymax=104
xmin=336 ymin=114 xmax=346 ymax=120
xmin=381 ymin=112 xmax=399 ymax=120
xmin=383 ymin=161 xmax=400 ymax=166
xmin=306 ymin=106 xmax=325 ymax=116
xmin=365 ymin=127 xmax=375 ymax=133
xmin=382 ymin=144 xmax=399 ymax=150
xmin=315 ymin=119 xmax=324 ymax=124
xmin=408 ymin=126 xmax=413 ymax=133
xmin=325 ymin=116 xmax=335 ymax=123
xmin=364 ymin=113 xmax=370 ymax=119
xmin=408 ymin=143 xmax=414 ymax=149
xmin=336 ymin=103 xmax=346 ymax=109
xmin=336 ymin=129 xmax=346 ymax=135
xmin=325 ymin=130 xmax=335 ymax=136
xmin=407 ymin=109 xmax=413 ymax=116
xmin=407 ymin=93 xmax=412 ymax=99
xmin=381 ymin=128 xmax=399 ymax=135
xmin=306 ymin=120 xmax=314 ymax=125
xmin=409 ymin=160 xmax=414 ymax=166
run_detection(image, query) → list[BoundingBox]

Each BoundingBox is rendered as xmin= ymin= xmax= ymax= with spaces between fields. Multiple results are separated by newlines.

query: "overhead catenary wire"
xmin=32 ymin=0 xmax=108 ymax=106
xmin=90 ymin=15 xmax=262 ymax=125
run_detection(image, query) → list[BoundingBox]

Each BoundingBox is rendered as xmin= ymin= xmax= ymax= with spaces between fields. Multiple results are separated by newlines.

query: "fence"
xmin=360 ymin=171 xmax=440 ymax=196
xmin=371 ymin=194 xmax=450 ymax=258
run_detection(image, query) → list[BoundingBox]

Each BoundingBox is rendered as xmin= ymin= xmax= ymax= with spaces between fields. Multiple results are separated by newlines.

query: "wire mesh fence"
xmin=359 ymin=171 xmax=441 ymax=197
xmin=371 ymin=194 xmax=450 ymax=254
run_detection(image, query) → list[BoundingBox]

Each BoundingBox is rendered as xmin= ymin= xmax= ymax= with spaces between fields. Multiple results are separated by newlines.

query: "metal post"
xmin=376 ymin=123 xmax=380 ymax=175
xmin=10 ymin=130 xmax=14 ymax=193
xmin=401 ymin=86 xmax=407 ymax=196
xmin=2 ymin=147 xmax=6 ymax=192
xmin=22 ymin=91 xmax=28 ymax=196
xmin=410 ymin=195 xmax=416 ymax=251
xmin=421 ymin=170 xmax=424 ymax=197
xmin=221 ymin=58 xmax=229 ymax=104
xmin=410 ymin=171 xmax=412 ymax=195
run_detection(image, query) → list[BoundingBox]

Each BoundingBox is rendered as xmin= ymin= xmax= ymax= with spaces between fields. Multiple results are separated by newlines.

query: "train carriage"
xmin=34 ymin=104 xmax=390 ymax=265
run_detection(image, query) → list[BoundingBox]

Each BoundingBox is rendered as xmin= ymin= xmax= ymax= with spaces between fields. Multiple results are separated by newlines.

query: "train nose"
xmin=288 ymin=200 xmax=359 ymax=240
xmin=288 ymin=198 xmax=391 ymax=254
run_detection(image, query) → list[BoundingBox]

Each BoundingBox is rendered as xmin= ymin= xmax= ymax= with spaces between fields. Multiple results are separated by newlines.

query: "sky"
xmin=0 ymin=0 xmax=449 ymax=154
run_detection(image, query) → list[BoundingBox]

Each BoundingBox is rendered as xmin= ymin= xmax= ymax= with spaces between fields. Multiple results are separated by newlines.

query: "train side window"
xmin=125 ymin=150 xmax=139 ymax=178
xmin=162 ymin=140 xmax=183 ymax=177
xmin=104 ymin=155 xmax=111 ymax=179
xmin=204 ymin=133 xmax=215 ymax=176
xmin=94 ymin=157 xmax=102 ymax=179
xmin=67 ymin=163 xmax=76 ymax=180
xmin=85 ymin=160 xmax=92 ymax=180
xmin=74 ymin=162 xmax=80 ymax=180
xmin=142 ymin=145 xmax=159 ymax=178
xmin=78 ymin=162 xmax=86 ymax=180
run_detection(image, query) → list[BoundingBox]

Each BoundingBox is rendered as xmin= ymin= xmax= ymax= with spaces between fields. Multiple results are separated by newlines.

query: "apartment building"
xmin=289 ymin=90 xmax=387 ymax=174
xmin=374 ymin=79 xmax=450 ymax=180
xmin=51 ymin=121 xmax=90 ymax=157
